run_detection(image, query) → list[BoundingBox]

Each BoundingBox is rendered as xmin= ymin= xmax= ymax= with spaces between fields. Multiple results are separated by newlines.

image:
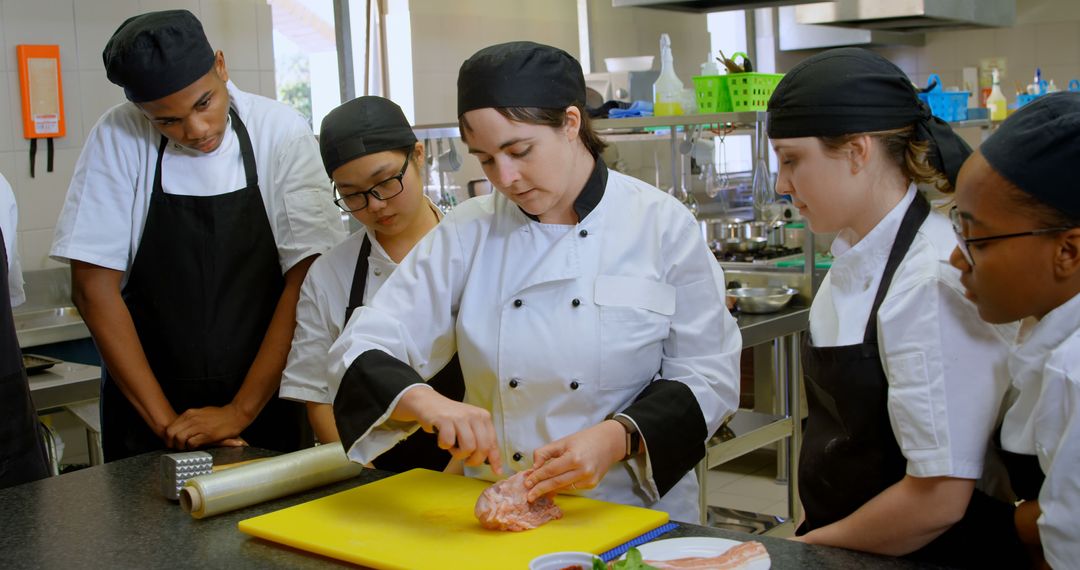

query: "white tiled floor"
xmin=704 ymin=449 xmax=795 ymax=536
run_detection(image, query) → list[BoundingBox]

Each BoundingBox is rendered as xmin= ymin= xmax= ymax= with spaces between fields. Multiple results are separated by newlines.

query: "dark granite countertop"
xmin=0 ymin=447 xmax=940 ymax=569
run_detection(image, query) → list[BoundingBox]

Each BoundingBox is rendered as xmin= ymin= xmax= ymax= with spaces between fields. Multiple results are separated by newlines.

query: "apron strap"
xmin=152 ymin=135 xmax=169 ymax=195
xmin=228 ymin=107 xmax=259 ymax=188
xmin=863 ymin=191 xmax=932 ymax=344
xmin=344 ymin=234 xmax=373 ymax=326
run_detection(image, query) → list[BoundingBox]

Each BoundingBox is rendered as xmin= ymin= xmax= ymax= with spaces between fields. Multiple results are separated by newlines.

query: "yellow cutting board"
xmin=238 ymin=469 xmax=669 ymax=569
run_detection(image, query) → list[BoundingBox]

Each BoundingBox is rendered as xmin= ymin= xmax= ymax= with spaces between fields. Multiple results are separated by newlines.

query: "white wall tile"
xmin=0 ymin=71 xmax=13 ymax=152
xmin=74 ymin=0 xmax=142 ymax=71
xmin=259 ymin=70 xmax=276 ymax=100
xmin=2 ymin=0 xmax=79 ymax=72
xmin=0 ymin=2 xmax=7 ymax=72
xmin=255 ymin=0 xmax=274 ymax=71
xmin=78 ymin=70 xmax=126 ymax=135
xmin=11 ymin=147 xmax=77 ymax=234
xmin=200 ymin=0 xmax=260 ymax=71
xmin=138 ymin=0 xmax=199 ymax=16
xmin=228 ymin=70 xmax=259 ymax=95
xmin=18 ymin=227 xmax=64 ymax=270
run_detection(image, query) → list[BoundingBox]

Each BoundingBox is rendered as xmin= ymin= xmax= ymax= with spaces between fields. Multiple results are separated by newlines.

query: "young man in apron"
xmin=766 ymin=48 xmax=1026 ymax=567
xmin=280 ymin=96 xmax=464 ymax=471
xmin=50 ymin=10 xmax=345 ymax=461
xmin=0 ymin=173 xmax=49 ymax=488
xmin=950 ymin=92 xmax=1080 ymax=568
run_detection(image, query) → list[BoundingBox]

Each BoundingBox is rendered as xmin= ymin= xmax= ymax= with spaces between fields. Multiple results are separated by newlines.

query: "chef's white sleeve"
xmin=280 ymin=262 xmax=336 ymax=404
xmin=620 ymin=216 xmax=742 ymax=498
xmin=878 ymin=269 xmax=1013 ymax=479
xmin=1035 ymin=365 xmax=1080 ymax=568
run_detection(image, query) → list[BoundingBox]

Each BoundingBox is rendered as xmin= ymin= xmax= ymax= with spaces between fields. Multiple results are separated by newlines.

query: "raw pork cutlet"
xmin=644 ymin=541 xmax=769 ymax=569
xmin=474 ymin=468 xmax=563 ymax=531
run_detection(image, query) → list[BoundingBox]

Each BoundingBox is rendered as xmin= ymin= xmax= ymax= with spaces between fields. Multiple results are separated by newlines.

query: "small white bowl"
xmin=529 ymin=551 xmax=600 ymax=570
xmin=604 ymin=56 xmax=654 ymax=72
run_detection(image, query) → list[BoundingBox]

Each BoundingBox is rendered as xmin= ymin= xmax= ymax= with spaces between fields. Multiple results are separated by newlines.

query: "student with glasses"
xmin=766 ymin=48 xmax=1026 ymax=566
xmin=279 ymin=96 xmax=464 ymax=472
xmin=949 ymin=92 xmax=1080 ymax=568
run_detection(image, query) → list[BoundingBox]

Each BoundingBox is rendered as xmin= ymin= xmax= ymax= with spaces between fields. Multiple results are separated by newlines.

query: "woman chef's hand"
xmin=394 ymin=387 xmax=503 ymax=475
xmin=524 ymin=420 xmax=626 ymax=502
xmin=164 ymin=404 xmax=252 ymax=450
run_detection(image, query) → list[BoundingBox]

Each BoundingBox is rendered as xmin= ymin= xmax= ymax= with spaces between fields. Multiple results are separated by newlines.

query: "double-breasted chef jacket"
xmin=999 ymin=291 xmax=1080 ymax=568
xmin=330 ymin=158 xmax=742 ymax=523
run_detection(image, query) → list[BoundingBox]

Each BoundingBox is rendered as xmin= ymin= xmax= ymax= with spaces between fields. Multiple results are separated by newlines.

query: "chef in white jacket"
xmin=949 ymin=92 xmax=1080 ymax=568
xmin=280 ymin=96 xmax=464 ymax=472
xmin=50 ymin=10 xmax=345 ymax=461
xmin=329 ymin=42 xmax=741 ymax=523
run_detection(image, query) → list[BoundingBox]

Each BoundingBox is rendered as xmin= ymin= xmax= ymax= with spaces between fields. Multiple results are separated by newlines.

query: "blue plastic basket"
xmin=917 ymin=73 xmax=969 ymax=122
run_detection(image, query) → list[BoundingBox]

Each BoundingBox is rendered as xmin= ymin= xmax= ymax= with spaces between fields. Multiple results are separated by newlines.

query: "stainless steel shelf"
xmin=593 ymin=111 xmax=767 ymax=131
xmin=737 ymin=307 xmax=809 ymax=349
xmin=706 ymin=411 xmax=793 ymax=469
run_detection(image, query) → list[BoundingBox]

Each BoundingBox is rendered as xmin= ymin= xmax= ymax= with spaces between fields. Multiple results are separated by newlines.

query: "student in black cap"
xmin=50 ymin=10 xmax=345 ymax=461
xmin=949 ymin=91 xmax=1080 ymax=568
xmin=330 ymin=41 xmax=741 ymax=522
xmin=279 ymin=96 xmax=464 ymax=472
xmin=767 ymin=48 xmax=1025 ymax=566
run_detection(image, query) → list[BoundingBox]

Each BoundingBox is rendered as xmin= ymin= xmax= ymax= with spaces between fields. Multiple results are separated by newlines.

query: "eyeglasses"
xmin=949 ymin=206 xmax=1071 ymax=266
xmin=333 ymin=149 xmax=412 ymax=212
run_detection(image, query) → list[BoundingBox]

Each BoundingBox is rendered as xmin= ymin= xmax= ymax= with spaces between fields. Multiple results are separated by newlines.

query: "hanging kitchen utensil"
xmin=441 ymin=138 xmax=463 ymax=172
xmin=751 ymin=157 xmax=774 ymax=212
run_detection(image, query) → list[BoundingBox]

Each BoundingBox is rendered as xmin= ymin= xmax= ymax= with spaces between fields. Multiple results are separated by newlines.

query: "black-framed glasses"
xmin=333 ymin=149 xmax=412 ymax=212
xmin=949 ymin=206 xmax=1071 ymax=266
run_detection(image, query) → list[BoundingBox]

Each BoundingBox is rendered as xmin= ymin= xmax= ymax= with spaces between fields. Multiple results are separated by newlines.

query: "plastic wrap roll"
xmin=180 ymin=442 xmax=363 ymax=519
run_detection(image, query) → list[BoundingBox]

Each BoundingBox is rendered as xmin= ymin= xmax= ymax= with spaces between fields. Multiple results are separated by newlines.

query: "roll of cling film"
xmin=180 ymin=442 xmax=364 ymax=519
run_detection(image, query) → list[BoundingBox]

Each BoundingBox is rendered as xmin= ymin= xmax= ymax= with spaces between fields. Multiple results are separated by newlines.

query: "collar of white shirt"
xmin=828 ymin=183 xmax=918 ymax=294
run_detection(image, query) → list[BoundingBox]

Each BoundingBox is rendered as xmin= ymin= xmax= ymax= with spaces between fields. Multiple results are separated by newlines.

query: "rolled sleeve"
xmin=270 ymin=133 xmax=346 ymax=272
xmin=878 ymin=270 xmax=1013 ymax=479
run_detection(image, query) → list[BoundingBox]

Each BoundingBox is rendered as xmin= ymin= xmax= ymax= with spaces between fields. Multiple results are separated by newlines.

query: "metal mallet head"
xmin=160 ymin=451 xmax=213 ymax=500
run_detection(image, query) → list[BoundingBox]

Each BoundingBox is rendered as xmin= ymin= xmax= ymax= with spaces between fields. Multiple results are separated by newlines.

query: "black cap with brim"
xmin=319 ymin=96 xmax=418 ymax=178
xmin=767 ymin=47 xmax=971 ymax=187
xmin=457 ymin=41 xmax=585 ymax=116
xmin=103 ymin=9 xmax=215 ymax=103
xmin=981 ymin=91 xmax=1080 ymax=219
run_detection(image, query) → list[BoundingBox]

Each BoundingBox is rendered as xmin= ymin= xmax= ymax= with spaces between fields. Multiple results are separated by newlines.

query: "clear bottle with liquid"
xmin=653 ymin=33 xmax=684 ymax=116
xmin=987 ymin=68 xmax=1008 ymax=121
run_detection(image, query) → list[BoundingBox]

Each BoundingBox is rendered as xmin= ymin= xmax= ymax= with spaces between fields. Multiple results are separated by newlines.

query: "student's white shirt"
xmin=281 ymin=199 xmax=442 ymax=405
xmin=810 ymin=185 xmax=1017 ymax=479
xmin=0 ymin=173 xmax=24 ymax=307
xmin=50 ymin=81 xmax=346 ymax=277
xmin=1001 ymin=291 xmax=1080 ymax=568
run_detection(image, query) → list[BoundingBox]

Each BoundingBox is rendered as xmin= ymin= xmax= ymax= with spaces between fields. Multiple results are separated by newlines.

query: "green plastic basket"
xmin=692 ymin=75 xmax=733 ymax=113
xmin=726 ymin=73 xmax=784 ymax=111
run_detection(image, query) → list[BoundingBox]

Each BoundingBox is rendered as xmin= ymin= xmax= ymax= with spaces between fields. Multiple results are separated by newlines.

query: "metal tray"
xmin=23 ymin=353 xmax=61 ymax=375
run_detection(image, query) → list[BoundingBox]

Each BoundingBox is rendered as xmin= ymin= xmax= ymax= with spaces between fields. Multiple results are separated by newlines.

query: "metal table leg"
xmin=785 ymin=331 xmax=803 ymax=523
xmin=773 ymin=336 xmax=790 ymax=484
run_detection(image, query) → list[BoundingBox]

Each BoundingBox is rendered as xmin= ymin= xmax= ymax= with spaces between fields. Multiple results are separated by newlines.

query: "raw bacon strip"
xmin=644 ymin=541 xmax=768 ymax=569
xmin=474 ymin=469 xmax=563 ymax=531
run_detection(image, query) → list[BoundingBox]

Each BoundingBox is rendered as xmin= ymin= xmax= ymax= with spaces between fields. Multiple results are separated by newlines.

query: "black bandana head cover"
xmin=457 ymin=41 xmax=585 ymax=117
xmin=981 ymin=91 xmax=1080 ymax=219
xmin=767 ymin=47 xmax=971 ymax=186
xmin=103 ymin=10 xmax=216 ymax=103
xmin=319 ymin=96 xmax=417 ymax=178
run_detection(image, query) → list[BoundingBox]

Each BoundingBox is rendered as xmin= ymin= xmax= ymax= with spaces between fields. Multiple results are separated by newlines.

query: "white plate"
xmin=629 ymin=537 xmax=771 ymax=569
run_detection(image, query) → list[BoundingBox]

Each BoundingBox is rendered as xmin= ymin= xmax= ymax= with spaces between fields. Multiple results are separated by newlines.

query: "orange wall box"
xmin=16 ymin=45 xmax=66 ymax=177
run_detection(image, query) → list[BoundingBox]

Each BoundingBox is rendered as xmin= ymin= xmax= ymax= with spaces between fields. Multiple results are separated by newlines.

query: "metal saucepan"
xmin=726 ymin=287 xmax=799 ymax=314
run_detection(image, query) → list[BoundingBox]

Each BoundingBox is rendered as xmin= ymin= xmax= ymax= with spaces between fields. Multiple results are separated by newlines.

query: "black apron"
xmin=797 ymin=193 xmax=1028 ymax=568
xmin=101 ymin=108 xmax=306 ymax=462
xmin=0 ymin=226 xmax=50 ymax=488
xmin=344 ymin=234 xmax=465 ymax=472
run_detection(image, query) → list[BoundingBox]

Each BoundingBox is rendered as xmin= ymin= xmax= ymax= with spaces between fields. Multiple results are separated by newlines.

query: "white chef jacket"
xmin=50 ymin=81 xmax=345 ymax=275
xmin=0 ymin=174 xmax=24 ymax=307
xmin=1001 ymin=291 xmax=1080 ymax=568
xmin=281 ymin=199 xmax=443 ymax=404
xmin=810 ymin=185 xmax=1017 ymax=479
xmin=329 ymin=168 xmax=742 ymax=523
